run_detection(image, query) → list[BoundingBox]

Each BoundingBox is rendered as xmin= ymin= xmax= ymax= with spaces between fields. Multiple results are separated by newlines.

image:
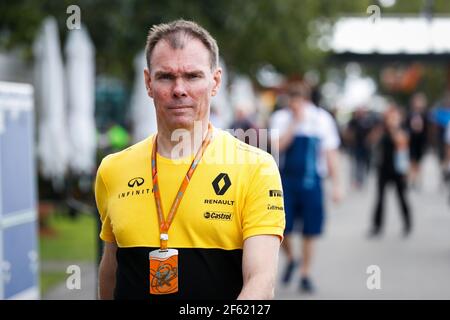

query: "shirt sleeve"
xmin=269 ymin=110 xmax=291 ymax=137
xmin=320 ymin=110 xmax=341 ymax=150
xmin=241 ymin=154 xmax=286 ymax=242
xmin=95 ymin=160 xmax=115 ymax=243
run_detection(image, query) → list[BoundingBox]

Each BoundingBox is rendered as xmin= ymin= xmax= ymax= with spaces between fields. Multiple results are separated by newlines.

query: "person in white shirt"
xmin=270 ymin=83 xmax=341 ymax=293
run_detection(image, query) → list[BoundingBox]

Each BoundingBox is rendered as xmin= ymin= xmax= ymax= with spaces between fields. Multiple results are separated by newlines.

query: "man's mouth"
xmin=168 ymin=105 xmax=192 ymax=110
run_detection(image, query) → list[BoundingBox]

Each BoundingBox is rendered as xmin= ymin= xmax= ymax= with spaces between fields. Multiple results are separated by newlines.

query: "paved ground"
xmin=43 ymin=152 xmax=450 ymax=300
xmin=276 ymin=152 xmax=450 ymax=300
xmin=42 ymin=261 xmax=96 ymax=300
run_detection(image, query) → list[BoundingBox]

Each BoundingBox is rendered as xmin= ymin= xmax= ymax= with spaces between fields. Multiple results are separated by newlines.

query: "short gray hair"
xmin=145 ymin=19 xmax=219 ymax=71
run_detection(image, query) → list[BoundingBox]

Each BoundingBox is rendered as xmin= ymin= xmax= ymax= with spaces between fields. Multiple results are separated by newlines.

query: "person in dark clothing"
xmin=230 ymin=105 xmax=260 ymax=147
xmin=406 ymin=92 xmax=428 ymax=188
xmin=369 ymin=104 xmax=412 ymax=238
xmin=429 ymin=91 xmax=450 ymax=186
xmin=345 ymin=107 xmax=376 ymax=189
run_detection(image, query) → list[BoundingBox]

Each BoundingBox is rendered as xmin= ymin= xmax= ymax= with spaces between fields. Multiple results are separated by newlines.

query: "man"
xmin=430 ymin=91 xmax=450 ymax=177
xmin=345 ymin=106 xmax=375 ymax=190
xmin=369 ymin=104 xmax=411 ymax=238
xmin=270 ymin=84 xmax=341 ymax=293
xmin=406 ymin=92 xmax=428 ymax=188
xmin=95 ymin=20 xmax=285 ymax=300
xmin=444 ymin=121 xmax=450 ymax=203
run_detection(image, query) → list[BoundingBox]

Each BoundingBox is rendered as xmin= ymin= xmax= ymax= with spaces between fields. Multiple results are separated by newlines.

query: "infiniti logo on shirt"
xmin=128 ymin=177 xmax=145 ymax=188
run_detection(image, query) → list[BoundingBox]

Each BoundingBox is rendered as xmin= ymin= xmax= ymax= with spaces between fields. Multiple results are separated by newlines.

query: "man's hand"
xmin=331 ymin=185 xmax=343 ymax=203
xmin=326 ymin=148 xmax=342 ymax=204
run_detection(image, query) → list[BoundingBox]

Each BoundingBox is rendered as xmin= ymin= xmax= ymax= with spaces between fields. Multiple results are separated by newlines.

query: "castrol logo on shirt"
xmin=203 ymin=211 xmax=233 ymax=221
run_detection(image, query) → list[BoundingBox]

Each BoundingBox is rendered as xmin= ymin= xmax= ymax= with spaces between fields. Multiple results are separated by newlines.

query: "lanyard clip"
xmin=160 ymin=233 xmax=169 ymax=241
xmin=160 ymin=233 xmax=169 ymax=251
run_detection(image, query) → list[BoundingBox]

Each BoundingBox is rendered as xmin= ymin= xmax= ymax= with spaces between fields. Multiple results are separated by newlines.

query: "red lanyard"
xmin=151 ymin=123 xmax=213 ymax=250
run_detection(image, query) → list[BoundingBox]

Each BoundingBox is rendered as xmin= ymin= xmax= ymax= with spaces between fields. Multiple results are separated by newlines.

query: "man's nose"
xmin=172 ymin=78 xmax=188 ymax=98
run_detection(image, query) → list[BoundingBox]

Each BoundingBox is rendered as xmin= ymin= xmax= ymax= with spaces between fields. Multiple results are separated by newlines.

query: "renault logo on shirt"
xmin=212 ymin=173 xmax=231 ymax=195
xmin=128 ymin=177 xmax=145 ymax=188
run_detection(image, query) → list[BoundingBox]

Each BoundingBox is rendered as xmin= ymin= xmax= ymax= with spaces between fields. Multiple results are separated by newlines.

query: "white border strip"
xmin=0 ymin=115 xmax=3 ymax=300
xmin=0 ymin=210 xmax=36 ymax=229
xmin=8 ymin=286 xmax=39 ymax=300
xmin=0 ymin=81 xmax=33 ymax=95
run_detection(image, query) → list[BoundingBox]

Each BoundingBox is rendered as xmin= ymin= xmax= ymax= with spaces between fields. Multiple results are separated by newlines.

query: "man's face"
xmin=412 ymin=94 xmax=426 ymax=112
xmin=144 ymin=38 xmax=221 ymax=132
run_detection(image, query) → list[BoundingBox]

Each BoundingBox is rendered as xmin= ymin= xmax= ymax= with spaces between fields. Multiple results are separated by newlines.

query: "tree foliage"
xmin=1 ymin=0 xmax=448 ymax=83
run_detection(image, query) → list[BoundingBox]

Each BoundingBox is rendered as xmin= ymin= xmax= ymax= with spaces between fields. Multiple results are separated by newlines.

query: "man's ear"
xmin=144 ymin=69 xmax=153 ymax=98
xmin=211 ymin=67 xmax=222 ymax=97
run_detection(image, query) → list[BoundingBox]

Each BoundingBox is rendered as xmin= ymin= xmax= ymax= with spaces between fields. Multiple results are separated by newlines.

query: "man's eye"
xmin=187 ymin=74 xmax=201 ymax=80
xmin=158 ymin=74 xmax=173 ymax=80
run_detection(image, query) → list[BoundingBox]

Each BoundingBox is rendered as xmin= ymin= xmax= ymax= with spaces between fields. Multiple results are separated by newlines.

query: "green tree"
xmin=1 ymin=0 xmax=448 ymax=82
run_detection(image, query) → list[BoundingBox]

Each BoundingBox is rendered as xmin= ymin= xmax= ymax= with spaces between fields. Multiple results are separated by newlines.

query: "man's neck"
xmin=156 ymin=121 xmax=210 ymax=159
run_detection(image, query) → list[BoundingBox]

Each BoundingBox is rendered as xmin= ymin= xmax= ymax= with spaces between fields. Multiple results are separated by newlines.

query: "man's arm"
xmin=276 ymin=121 xmax=297 ymax=153
xmin=237 ymin=235 xmax=281 ymax=300
xmin=270 ymin=109 xmax=302 ymax=153
xmin=98 ymin=241 xmax=117 ymax=300
xmin=445 ymin=144 xmax=450 ymax=177
xmin=326 ymin=148 xmax=341 ymax=203
xmin=444 ymin=123 xmax=450 ymax=172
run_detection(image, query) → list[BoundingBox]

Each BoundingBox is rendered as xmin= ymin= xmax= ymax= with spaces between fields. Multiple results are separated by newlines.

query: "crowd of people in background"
xmin=38 ymin=64 xmax=450 ymax=295
xmin=229 ymin=79 xmax=450 ymax=294
xmin=231 ymin=82 xmax=450 ymax=198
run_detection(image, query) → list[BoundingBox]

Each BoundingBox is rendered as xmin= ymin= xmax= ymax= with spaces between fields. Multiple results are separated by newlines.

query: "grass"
xmin=39 ymin=212 xmax=98 ymax=261
xmin=40 ymin=272 xmax=68 ymax=295
xmin=39 ymin=212 xmax=99 ymax=296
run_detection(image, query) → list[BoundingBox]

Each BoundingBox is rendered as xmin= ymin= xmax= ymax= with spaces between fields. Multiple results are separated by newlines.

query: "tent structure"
xmin=33 ymin=17 xmax=69 ymax=184
xmin=130 ymin=50 xmax=157 ymax=143
xmin=329 ymin=16 xmax=450 ymax=63
xmin=65 ymin=25 xmax=97 ymax=175
xmin=211 ymin=58 xmax=232 ymax=128
xmin=321 ymin=15 xmax=450 ymax=111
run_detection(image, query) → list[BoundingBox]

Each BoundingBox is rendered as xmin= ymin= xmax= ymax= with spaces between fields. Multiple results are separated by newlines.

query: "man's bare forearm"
xmin=98 ymin=241 xmax=118 ymax=300
xmin=238 ymin=235 xmax=280 ymax=300
xmin=327 ymin=149 xmax=339 ymax=186
xmin=98 ymin=259 xmax=116 ymax=299
xmin=237 ymin=273 xmax=275 ymax=300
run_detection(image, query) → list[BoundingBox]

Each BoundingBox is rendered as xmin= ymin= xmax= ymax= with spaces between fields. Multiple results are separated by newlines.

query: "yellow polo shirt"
xmin=95 ymin=128 xmax=285 ymax=299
